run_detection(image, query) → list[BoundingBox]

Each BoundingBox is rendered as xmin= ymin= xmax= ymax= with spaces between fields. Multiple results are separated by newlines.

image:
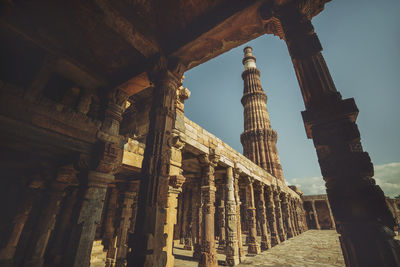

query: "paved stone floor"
xmin=174 ymin=230 xmax=345 ymax=267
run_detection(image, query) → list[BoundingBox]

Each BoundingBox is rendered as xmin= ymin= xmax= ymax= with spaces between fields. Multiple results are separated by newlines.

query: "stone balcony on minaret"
xmin=240 ymin=46 xmax=284 ymax=181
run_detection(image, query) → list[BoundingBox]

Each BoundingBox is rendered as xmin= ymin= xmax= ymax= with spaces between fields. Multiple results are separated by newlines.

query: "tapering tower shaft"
xmin=240 ymin=46 xmax=284 ymax=181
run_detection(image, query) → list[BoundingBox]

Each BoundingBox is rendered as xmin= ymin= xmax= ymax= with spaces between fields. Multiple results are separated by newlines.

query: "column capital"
xmin=244 ymin=176 xmax=254 ymax=185
xmin=147 ymin=55 xmax=184 ymax=88
xmin=198 ymin=151 xmax=220 ymax=168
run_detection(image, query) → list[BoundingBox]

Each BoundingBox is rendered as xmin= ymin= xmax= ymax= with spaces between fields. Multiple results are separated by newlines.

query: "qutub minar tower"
xmin=240 ymin=46 xmax=284 ymax=181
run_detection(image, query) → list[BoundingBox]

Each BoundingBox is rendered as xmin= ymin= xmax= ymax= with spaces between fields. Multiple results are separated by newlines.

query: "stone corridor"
xmin=174 ymin=230 xmax=345 ymax=267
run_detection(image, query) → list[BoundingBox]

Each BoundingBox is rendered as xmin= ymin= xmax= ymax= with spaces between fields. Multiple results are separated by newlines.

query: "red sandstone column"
xmin=280 ymin=192 xmax=294 ymax=239
xmin=224 ymin=167 xmax=240 ymax=266
xmin=244 ymin=177 xmax=260 ymax=255
xmin=259 ymin=5 xmax=400 ymax=266
xmin=265 ymin=185 xmax=280 ymax=246
xmin=233 ymin=169 xmax=245 ymax=262
xmin=290 ymin=198 xmax=300 ymax=236
xmin=273 ymin=188 xmax=286 ymax=242
xmin=198 ymin=151 xmax=220 ymax=267
xmin=192 ymin=180 xmax=202 ymax=260
xmin=254 ymin=182 xmax=271 ymax=250
xmin=127 ymin=61 xmax=184 ymax=267
xmin=217 ymin=185 xmax=226 ymax=252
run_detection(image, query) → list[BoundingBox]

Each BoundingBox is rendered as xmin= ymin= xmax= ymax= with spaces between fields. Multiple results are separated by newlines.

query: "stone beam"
xmin=94 ymin=0 xmax=158 ymax=59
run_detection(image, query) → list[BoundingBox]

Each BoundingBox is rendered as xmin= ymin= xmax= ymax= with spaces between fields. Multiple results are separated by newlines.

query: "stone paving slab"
xmin=174 ymin=230 xmax=345 ymax=267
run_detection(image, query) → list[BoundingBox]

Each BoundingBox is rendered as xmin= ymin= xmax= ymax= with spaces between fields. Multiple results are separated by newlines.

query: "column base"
xmin=260 ymin=240 xmax=271 ymax=251
xmin=226 ymin=257 xmax=240 ymax=266
xmin=279 ymin=233 xmax=287 ymax=242
xmin=199 ymin=252 xmax=218 ymax=267
xmin=271 ymin=235 xmax=280 ymax=246
xmin=193 ymin=244 xmax=201 ymax=260
xmin=184 ymin=237 xmax=193 ymax=250
xmin=247 ymin=243 xmax=261 ymax=255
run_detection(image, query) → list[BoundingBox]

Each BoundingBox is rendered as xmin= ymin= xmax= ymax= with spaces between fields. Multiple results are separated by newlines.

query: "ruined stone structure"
xmin=1 ymin=1 xmax=400 ymax=267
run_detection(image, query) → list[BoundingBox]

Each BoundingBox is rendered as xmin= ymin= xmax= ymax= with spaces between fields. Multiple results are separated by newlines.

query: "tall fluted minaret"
xmin=240 ymin=46 xmax=284 ymax=181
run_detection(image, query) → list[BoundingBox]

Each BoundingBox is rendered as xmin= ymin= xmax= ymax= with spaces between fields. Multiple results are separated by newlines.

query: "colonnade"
xmin=174 ymin=164 xmax=307 ymax=266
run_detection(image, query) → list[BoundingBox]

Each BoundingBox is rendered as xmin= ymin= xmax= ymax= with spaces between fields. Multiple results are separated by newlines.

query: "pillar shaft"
xmin=272 ymin=6 xmax=400 ymax=266
xmin=192 ymin=181 xmax=202 ymax=260
xmin=255 ymin=182 xmax=271 ymax=250
xmin=127 ymin=66 xmax=184 ymax=267
xmin=280 ymin=193 xmax=294 ymax=238
xmin=311 ymin=200 xmax=321 ymax=230
xmin=104 ymin=186 xmax=118 ymax=267
xmin=46 ymin=186 xmax=79 ymax=266
xmin=326 ymin=199 xmax=336 ymax=229
xmin=233 ymin=170 xmax=245 ymax=262
xmin=181 ymin=187 xmax=190 ymax=245
xmin=115 ymin=182 xmax=137 ymax=267
xmin=184 ymin=186 xmax=194 ymax=250
xmin=244 ymin=178 xmax=260 ymax=255
xmin=265 ymin=186 xmax=280 ymax=246
xmin=217 ymin=185 xmax=226 ymax=252
xmin=24 ymin=165 xmax=78 ymax=267
xmin=224 ymin=167 xmax=239 ymax=266
xmin=273 ymin=189 xmax=286 ymax=242
xmin=68 ymin=171 xmax=114 ymax=267
xmin=198 ymin=152 xmax=219 ymax=267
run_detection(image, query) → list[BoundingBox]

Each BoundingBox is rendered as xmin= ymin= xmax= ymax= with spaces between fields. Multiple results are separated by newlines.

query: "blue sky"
xmin=182 ymin=0 xmax=400 ymax=197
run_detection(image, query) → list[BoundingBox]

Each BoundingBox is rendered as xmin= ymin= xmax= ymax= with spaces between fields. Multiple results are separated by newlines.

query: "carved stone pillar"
xmin=217 ymin=185 xmax=226 ymax=252
xmin=311 ymin=200 xmax=321 ymax=230
xmin=0 ymin=175 xmax=44 ymax=266
xmin=181 ymin=186 xmax=190 ymax=245
xmin=233 ymin=169 xmax=245 ymax=262
xmin=45 ymin=186 xmax=79 ymax=266
xmin=67 ymin=171 xmax=114 ymax=267
xmin=175 ymin=193 xmax=184 ymax=241
xmin=289 ymin=198 xmax=299 ymax=236
xmin=127 ymin=62 xmax=185 ymax=267
xmin=184 ymin=186 xmax=194 ymax=250
xmin=254 ymin=182 xmax=271 ymax=251
xmin=24 ymin=165 xmax=78 ymax=267
xmin=104 ymin=186 xmax=118 ymax=267
xmin=224 ymin=167 xmax=239 ymax=266
xmin=259 ymin=4 xmax=400 ymax=266
xmin=273 ymin=188 xmax=286 ymax=242
xmin=280 ymin=192 xmax=294 ymax=239
xmin=326 ymin=199 xmax=336 ymax=229
xmin=115 ymin=182 xmax=138 ymax=267
xmin=192 ymin=180 xmax=202 ymax=260
xmin=265 ymin=186 xmax=280 ymax=246
xmin=244 ymin=177 xmax=260 ymax=255
xmin=198 ymin=152 xmax=219 ymax=267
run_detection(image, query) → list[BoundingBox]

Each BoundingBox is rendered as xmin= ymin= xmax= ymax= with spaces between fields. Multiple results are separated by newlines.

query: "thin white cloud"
xmin=287 ymin=162 xmax=400 ymax=198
